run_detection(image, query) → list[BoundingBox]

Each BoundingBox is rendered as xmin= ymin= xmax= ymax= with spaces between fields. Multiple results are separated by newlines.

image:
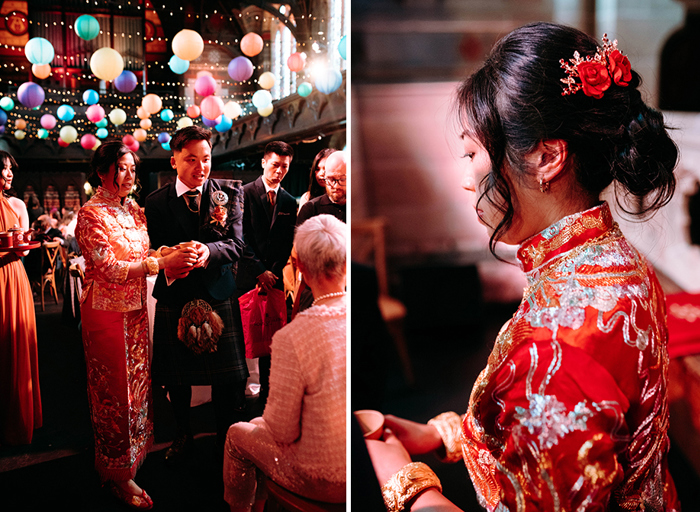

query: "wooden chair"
xmin=39 ymin=240 xmax=61 ymax=311
xmin=351 ymin=217 xmax=414 ymax=385
xmin=266 ymin=480 xmax=345 ymax=512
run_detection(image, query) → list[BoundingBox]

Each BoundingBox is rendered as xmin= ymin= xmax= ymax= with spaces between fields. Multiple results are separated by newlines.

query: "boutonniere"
xmin=210 ymin=189 xmax=229 ymax=227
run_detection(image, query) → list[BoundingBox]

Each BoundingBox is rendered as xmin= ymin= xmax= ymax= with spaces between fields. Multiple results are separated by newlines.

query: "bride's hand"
xmin=383 ymin=414 xmax=443 ymax=455
xmin=365 ymin=428 xmax=413 ymax=486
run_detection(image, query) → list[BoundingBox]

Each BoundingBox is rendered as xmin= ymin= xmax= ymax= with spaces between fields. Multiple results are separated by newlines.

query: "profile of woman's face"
xmin=102 ymin=152 xmax=136 ymax=198
xmin=315 ymin=158 xmax=327 ymax=187
xmin=1 ymin=158 xmax=13 ymax=190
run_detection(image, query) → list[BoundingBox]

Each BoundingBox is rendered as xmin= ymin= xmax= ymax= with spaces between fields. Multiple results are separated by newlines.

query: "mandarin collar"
xmin=516 ymin=202 xmax=614 ymax=272
xmin=95 ymin=186 xmax=128 ymax=207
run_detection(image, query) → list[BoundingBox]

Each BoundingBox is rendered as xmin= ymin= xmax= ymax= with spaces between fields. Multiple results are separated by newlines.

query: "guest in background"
xmin=298 ymin=148 xmax=336 ymax=210
xmin=0 ymin=149 xmax=42 ymax=446
xmin=224 ymin=214 xmax=347 ymax=512
xmin=76 ymin=140 xmax=192 ymax=510
xmin=27 ymin=195 xmax=43 ymax=226
xmin=297 ymin=150 xmax=346 ymax=225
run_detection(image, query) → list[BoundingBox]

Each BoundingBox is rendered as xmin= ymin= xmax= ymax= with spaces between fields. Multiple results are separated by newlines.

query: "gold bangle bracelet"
xmin=381 ymin=462 xmax=442 ymax=512
xmin=427 ymin=412 xmax=464 ymax=463
xmin=143 ymin=256 xmax=159 ymax=276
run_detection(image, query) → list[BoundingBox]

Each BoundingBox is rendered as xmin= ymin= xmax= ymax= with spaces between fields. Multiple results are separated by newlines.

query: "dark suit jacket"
xmin=296 ymin=194 xmax=346 ymax=225
xmin=238 ymin=176 xmax=297 ymax=291
xmin=145 ymin=178 xmax=244 ymax=309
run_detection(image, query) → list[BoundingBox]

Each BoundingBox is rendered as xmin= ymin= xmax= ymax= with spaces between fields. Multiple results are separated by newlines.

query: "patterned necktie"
xmin=268 ymin=190 xmax=276 ymax=212
xmin=184 ymin=189 xmax=200 ymax=213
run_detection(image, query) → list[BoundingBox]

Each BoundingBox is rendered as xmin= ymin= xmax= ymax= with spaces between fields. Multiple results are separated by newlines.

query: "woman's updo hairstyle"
xmin=455 ymin=21 xmax=677 ymax=254
xmin=88 ymin=139 xmax=140 ymax=194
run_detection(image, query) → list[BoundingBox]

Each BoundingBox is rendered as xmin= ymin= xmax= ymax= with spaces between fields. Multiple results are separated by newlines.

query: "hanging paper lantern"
xmin=287 ymin=52 xmax=306 ymax=72
xmin=17 ymin=82 xmax=45 ymax=109
xmin=252 ymin=90 xmax=272 ymax=109
xmin=81 ymin=134 xmax=98 ymax=150
xmin=75 ymin=14 xmax=100 ymax=41
xmin=25 ymin=37 xmax=54 ymax=65
xmin=186 ymin=105 xmax=200 ymax=118
xmin=223 ymin=101 xmax=242 ymax=120
xmin=157 ymin=132 xmax=171 ymax=144
xmin=37 ymin=128 xmax=49 ymax=139
xmin=14 ymin=119 xmax=26 ymax=130
xmin=177 ymin=117 xmax=193 ymax=129
xmin=57 ymin=104 xmax=75 ymax=121
xmin=114 ymin=70 xmax=138 ymax=93
xmin=0 ymin=126 xmax=4 ymax=134
xmin=202 ymin=116 xmax=219 ymax=128
xmin=32 ymin=63 xmax=51 ymax=79
xmin=195 ymin=75 xmax=216 ymax=97
xmin=41 ymin=114 xmax=56 ymax=130
xmin=82 ymin=89 xmax=99 ymax=105
xmin=90 ymin=47 xmax=124 ymax=81
xmin=160 ymin=109 xmax=174 ymax=122
xmin=96 ymin=127 xmax=108 ymax=139
xmin=133 ymin=128 xmax=148 ymax=142
xmin=139 ymin=118 xmax=152 ymax=130
xmin=0 ymin=110 xmax=6 ymax=125
xmin=86 ymin=104 xmax=105 ymax=123
xmin=93 ymin=139 xmax=102 ymax=150
xmin=258 ymin=72 xmax=276 ymax=90
xmin=96 ymin=118 xmax=108 ymax=128
xmin=227 ymin=57 xmax=254 ymax=82
xmin=0 ymin=97 xmax=13 ymax=111
xmin=127 ymin=140 xmax=139 ymax=152
xmin=161 ymin=142 xmax=171 ymax=151
xmin=258 ymin=104 xmax=273 ymax=117
xmin=338 ymin=35 xmax=347 ymax=60
xmin=168 ymin=55 xmax=189 ymax=74
xmin=108 ymin=108 xmax=127 ymax=126
xmin=122 ymin=134 xmax=135 ymax=146
xmin=215 ymin=115 xmax=232 ymax=132
xmin=58 ymin=138 xmax=70 ymax=147
xmin=14 ymin=130 xmax=26 ymax=140
xmin=240 ymin=32 xmax=263 ymax=57
xmin=141 ymin=94 xmax=162 ymax=115
xmin=136 ymin=106 xmax=150 ymax=120
xmin=297 ymin=82 xmax=313 ymax=97
xmin=60 ymin=125 xmax=78 ymax=143
xmin=200 ymin=95 xmax=224 ymax=120
xmin=172 ymin=29 xmax=204 ymax=61
xmin=315 ymin=69 xmax=343 ymax=94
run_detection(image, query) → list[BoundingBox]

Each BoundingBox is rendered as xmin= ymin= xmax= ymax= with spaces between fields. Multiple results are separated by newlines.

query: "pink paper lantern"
xmin=58 ymin=138 xmax=70 ymax=147
xmin=200 ymin=95 xmax=224 ymax=120
xmin=128 ymin=140 xmax=139 ymax=152
xmin=86 ymin=104 xmax=105 ymax=123
xmin=122 ymin=134 xmax=135 ymax=146
xmin=187 ymin=105 xmax=201 ymax=118
xmin=194 ymin=75 xmax=217 ymax=97
xmin=227 ymin=57 xmax=254 ymax=82
xmin=81 ymin=133 xmax=97 ymax=150
xmin=240 ymin=32 xmax=263 ymax=57
xmin=40 ymin=114 xmax=56 ymax=130
xmin=287 ymin=52 xmax=306 ymax=72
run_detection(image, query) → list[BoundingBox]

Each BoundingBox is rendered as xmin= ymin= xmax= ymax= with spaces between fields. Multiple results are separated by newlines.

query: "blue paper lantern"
xmin=157 ymin=132 xmax=171 ymax=144
xmin=215 ymin=115 xmax=232 ymax=132
xmin=202 ymin=116 xmax=219 ymax=128
xmin=17 ymin=82 xmax=45 ymax=109
xmin=227 ymin=57 xmax=254 ymax=82
xmin=25 ymin=37 xmax=55 ymax=65
xmin=57 ymin=104 xmax=75 ymax=122
xmin=74 ymin=15 xmax=100 ymax=41
xmin=96 ymin=127 xmax=108 ymax=139
xmin=315 ymin=69 xmax=343 ymax=94
xmin=161 ymin=142 xmax=171 ymax=151
xmin=37 ymin=128 xmax=49 ymax=139
xmin=338 ymin=35 xmax=347 ymax=60
xmin=0 ymin=109 xmax=6 ymax=125
xmin=0 ymin=97 xmax=14 ymax=111
xmin=83 ymin=89 xmax=99 ymax=105
xmin=114 ymin=70 xmax=138 ymax=93
xmin=160 ymin=109 xmax=174 ymax=122
xmin=95 ymin=118 xmax=108 ymax=128
xmin=168 ymin=55 xmax=189 ymax=74
xmin=297 ymin=82 xmax=313 ymax=97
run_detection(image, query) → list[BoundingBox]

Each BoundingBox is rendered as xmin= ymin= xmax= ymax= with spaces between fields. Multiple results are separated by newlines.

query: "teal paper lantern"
xmin=96 ymin=127 xmax=109 ymax=139
xmin=96 ymin=118 xmax=108 ymax=128
xmin=37 ymin=128 xmax=49 ymax=139
xmin=0 ymin=97 xmax=14 ymax=111
xmin=57 ymin=104 xmax=75 ymax=122
xmin=83 ymin=89 xmax=99 ymax=105
xmin=161 ymin=142 xmax=171 ymax=151
xmin=168 ymin=55 xmax=189 ymax=75
xmin=74 ymin=15 xmax=100 ymax=41
xmin=215 ymin=115 xmax=232 ymax=132
xmin=160 ymin=109 xmax=174 ymax=122
xmin=25 ymin=37 xmax=55 ymax=65
xmin=338 ymin=35 xmax=347 ymax=60
xmin=297 ymin=82 xmax=313 ymax=97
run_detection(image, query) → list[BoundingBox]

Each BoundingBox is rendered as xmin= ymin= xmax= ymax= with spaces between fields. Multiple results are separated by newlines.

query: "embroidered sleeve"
xmin=76 ymin=205 xmax=130 ymax=284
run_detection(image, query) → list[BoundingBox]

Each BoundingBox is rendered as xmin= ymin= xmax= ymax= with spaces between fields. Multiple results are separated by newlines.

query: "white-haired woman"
xmin=224 ymin=214 xmax=346 ymax=512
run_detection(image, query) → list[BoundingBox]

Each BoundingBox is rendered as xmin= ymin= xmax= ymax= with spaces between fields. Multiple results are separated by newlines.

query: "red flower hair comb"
xmin=560 ymin=34 xmax=632 ymax=98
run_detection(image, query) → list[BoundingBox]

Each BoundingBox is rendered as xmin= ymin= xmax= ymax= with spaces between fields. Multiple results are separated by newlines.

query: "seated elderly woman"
xmin=223 ymin=214 xmax=347 ymax=512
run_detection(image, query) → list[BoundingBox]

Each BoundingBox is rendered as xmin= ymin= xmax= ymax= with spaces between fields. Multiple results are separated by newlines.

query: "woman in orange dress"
xmin=0 ymin=150 xmax=42 ymax=446
xmin=76 ymin=141 xmax=194 ymax=510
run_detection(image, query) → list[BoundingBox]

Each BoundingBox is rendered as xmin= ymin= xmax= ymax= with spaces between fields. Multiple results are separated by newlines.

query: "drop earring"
xmin=539 ymin=178 xmax=550 ymax=193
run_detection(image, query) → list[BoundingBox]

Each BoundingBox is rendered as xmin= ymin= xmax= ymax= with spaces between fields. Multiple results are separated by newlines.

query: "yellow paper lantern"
xmin=139 ymin=118 xmax=152 ymax=130
xmin=59 ymin=125 xmax=78 ymax=143
xmin=32 ymin=63 xmax=51 ymax=79
xmin=14 ymin=130 xmax=26 ymax=140
xmin=141 ymin=94 xmax=162 ymax=115
xmin=133 ymin=128 xmax=148 ymax=142
xmin=108 ymin=108 xmax=127 ymax=126
xmin=90 ymin=47 xmax=124 ymax=81
xmin=177 ymin=117 xmax=194 ymax=129
xmin=257 ymin=104 xmax=273 ymax=117
xmin=240 ymin=33 xmax=263 ymax=57
xmin=258 ymin=72 xmax=276 ymax=90
xmin=172 ymin=29 xmax=204 ymax=61
xmin=223 ymin=101 xmax=242 ymax=120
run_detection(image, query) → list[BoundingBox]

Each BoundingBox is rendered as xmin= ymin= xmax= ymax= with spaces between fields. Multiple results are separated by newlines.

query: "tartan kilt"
xmin=152 ymin=297 xmax=249 ymax=386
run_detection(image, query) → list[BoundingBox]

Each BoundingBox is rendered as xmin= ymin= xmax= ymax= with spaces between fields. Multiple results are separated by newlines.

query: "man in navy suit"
xmin=145 ymin=126 xmax=248 ymax=463
xmin=238 ymin=141 xmax=297 ymax=406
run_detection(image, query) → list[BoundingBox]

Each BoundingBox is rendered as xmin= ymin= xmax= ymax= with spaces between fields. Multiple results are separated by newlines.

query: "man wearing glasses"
xmin=297 ymin=150 xmax=346 ymax=225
